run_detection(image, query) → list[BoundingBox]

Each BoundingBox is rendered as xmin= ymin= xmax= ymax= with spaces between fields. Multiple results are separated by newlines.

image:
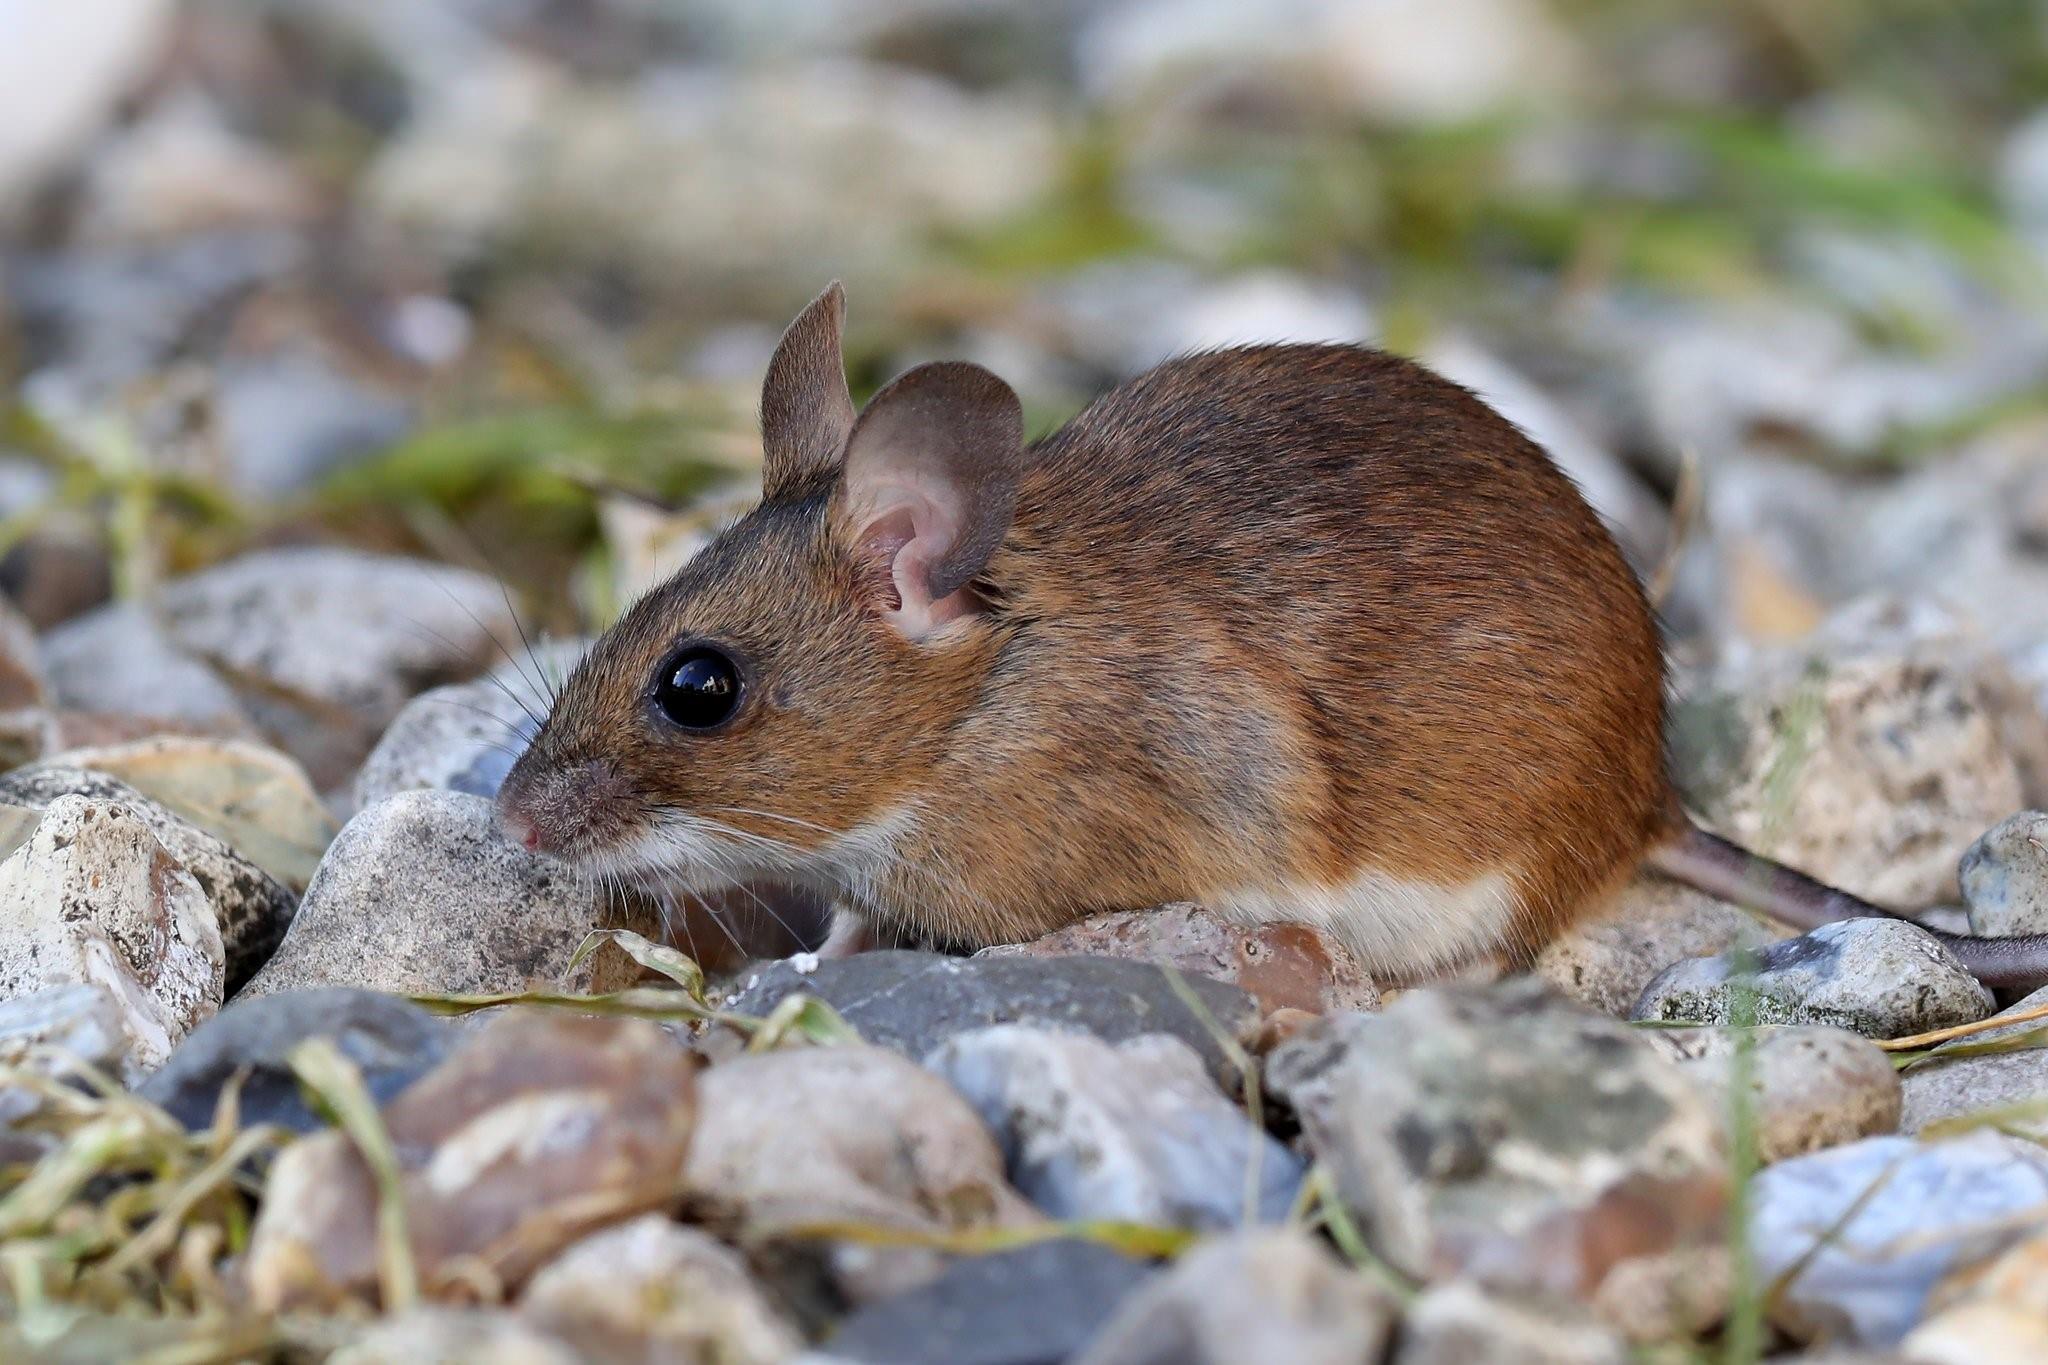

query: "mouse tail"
xmin=1648 ymin=819 xmax=2048 ymax=991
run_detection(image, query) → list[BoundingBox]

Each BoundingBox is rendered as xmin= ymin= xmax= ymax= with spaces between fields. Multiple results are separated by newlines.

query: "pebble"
xmin=246 ymin=1012 xmax=699 ymax=1309
xmin=1905 ymin=1223 xmax=2048 ymax=1364
xmin=1959 ymin=811 xmax=2048 ymax=938
xmin=138 ymin=988 xmax=454 ymax=1134
xmin=329 ymin=1308 xmax=583 ymax=1365
xmin=812 ymin=1240 xmax=1155 ymax=1365
xmin=1538 ymin=874 xmax=1789 ymax=1018
xmin=1266 ymin=979 xmax=1725 ymax=1302
xmin=0 ymin=982 xmax=128 ymax=1122
xmin=1073 ymin=1229 xmax=1398 ymax=1365
xmin=1631 ymin=919 xmax=1994 ymax=1038
xmin=928 ymin=1025 xmax=1305 ymax=1229
xmin=240 ymin=790 xmax=645 ymax=999
xmin=520 ymin=1214 xmax=803 ymax=1365
xmin=1644 ymin=1025 xmax=1902 ymax=1163
xmin=1392 ymin=1281 xmax=1630 ymax=1365
xmin=684 ymin=1044 xmax=1038 ymax=1302
xmin=719 ymin=951 xmax=1262 ymax=1088
xmin=0 ymin=795 xmax=223 ymax=1078
xmin=1899 ymin=983 xmax=2048 ymax=1140
xmin=979 ymin=903 xmax=1379 ymax=1016
xmin=0 ymin=0 xmax=172 ymax=206
xmin=0 ymin=764 xmax=298 ymax=990
xmin=1749 ymin=1131 xmax=2048 ymax=1346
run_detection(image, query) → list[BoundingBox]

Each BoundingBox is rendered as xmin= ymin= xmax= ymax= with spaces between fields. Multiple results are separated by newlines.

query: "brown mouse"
xmin=496 ymin=282 xmax=2048 ymax=990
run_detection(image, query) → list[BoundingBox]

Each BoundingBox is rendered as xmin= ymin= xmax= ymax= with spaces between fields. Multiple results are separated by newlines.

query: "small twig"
xmin=1877 ymin=1000 xmax=2048 ymax=1052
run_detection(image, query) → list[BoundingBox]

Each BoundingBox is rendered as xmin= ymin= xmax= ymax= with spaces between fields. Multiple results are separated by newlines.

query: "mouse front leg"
xmin=817 ymin=906 xmax=880 ymax=958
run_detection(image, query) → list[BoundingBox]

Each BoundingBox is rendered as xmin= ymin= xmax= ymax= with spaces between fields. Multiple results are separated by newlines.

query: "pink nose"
xmin=499 ymin=809 xmax=544 ymax=854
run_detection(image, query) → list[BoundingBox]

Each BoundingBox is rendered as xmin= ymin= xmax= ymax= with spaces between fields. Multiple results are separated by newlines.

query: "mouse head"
xmin=495 ymin=284 xmax=1025 ymax=890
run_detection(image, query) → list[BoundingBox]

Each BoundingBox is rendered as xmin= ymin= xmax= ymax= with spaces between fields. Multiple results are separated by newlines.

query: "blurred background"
xmin=2 ymin=0 xmax=2046 ymax=689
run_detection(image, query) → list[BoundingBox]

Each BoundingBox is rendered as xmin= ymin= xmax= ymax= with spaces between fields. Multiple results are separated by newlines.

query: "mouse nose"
xmin=496 ymin=805 xmax=546 ymax=855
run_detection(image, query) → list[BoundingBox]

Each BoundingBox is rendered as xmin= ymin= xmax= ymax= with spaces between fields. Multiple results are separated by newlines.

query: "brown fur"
xmin=499 ymin=291 xmax=1675 ymax=970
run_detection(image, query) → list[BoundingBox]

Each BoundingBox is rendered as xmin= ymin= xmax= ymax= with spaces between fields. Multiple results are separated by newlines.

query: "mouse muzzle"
xmin=494 ymin=755 xmax=639 ymax=863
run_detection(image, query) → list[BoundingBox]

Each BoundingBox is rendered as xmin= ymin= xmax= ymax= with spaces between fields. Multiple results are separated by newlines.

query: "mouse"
xmin=495 ymin=281 xmax=2048 ymax=991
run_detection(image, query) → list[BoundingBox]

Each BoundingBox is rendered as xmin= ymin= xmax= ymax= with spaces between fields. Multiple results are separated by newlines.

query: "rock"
xmin=0 ymin=765 xmax=297 ymax=990
xmin=684 ymin=1044 xmax=1037 ymax=1300
xmin=1669 ymin=596 xmax=2045 ymax=908
xmin=1073 ymin=1229 xmax=1397 ymax=1365
xmin=1631 ymin=919 xmax=1993 ymax=1038
xmin=1644 ymin=1026 xmax=1901 ymax=1163
xmin=1899 ymin=983 xmax=2048 ymax=1141
xmin=1079 ymin=0 xmax=1579 ymax=126
xmin=1960 ymin=811 xmax=2048 ymax=938
xmin=246 ymin=1012 xmax=698 ymax=1310
xmin=352 ymin=644 xmax=588 ymax=813
xmin=1749 ymin=1131 xmax=2048 ymax=1346
xmin=0 ymin=983 xmax=129 ymax=1122
xmin=928 ymin=1026 xmax=1303 ymax=1229
xmin=1907 ymin=1223 xmax=2048 ymax=1364
xmin=74 ymin=92 xmax=316 ymax=246
xmin=0 ymin=0 xmax=173 ymax=209
xmin=0 ymin=796 xmax=222 ymax=1078
xmin=978 ymin=904 xmax=1379 ymax=1016
xmin=720 ymin=952 xmax=1261 ymax=1088
xmin=330 ymin=1309 xmax=583 ymax=1365
xmin=44 ymin=548 xmax=521 ymax=790
xmin=241 ymin=790 xmax=642 ymax=999
xmin=138 ymin=988 xmax=454 ymax=1134
xmin=1537 ymin=875 xmax=1790 ymax=1018
xmin=814 ymin=1240 xmax=1155 ymax=1365
xmin=1135 ymin=270 xmax=1375 ymax=371
xmin=1392 ymin=1282 xmax=1630 ymax=1365
xmin=520 ymin=1215 xmax=803 ymax=1365
xmin=213 ymin=342 xmax=414 ymax=501
xmin=26 ymin=735 xmax=337 ymax=893
xmin=1267 ymin=979 xmax=1726 ymax=1302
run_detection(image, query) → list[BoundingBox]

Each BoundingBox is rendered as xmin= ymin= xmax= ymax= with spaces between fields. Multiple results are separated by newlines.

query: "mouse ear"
xmin=760 ymin=281 xmax=857 ymax=498
xmin=834 ymin=361 xmax=1024 ymax=641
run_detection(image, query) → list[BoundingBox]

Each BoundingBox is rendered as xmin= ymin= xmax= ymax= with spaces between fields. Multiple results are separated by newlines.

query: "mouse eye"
xmin=652 ymin=645 xmax=744 ymax=731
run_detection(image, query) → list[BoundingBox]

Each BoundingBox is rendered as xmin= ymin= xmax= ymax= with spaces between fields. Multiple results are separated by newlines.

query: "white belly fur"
xmin=1214 ymin=866 xmax=1523 ymax=979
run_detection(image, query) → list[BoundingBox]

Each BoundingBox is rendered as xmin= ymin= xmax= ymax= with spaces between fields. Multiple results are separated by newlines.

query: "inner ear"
xmin=833 ymin=361 xmax=1023 ymax=640
xmin=760 ymin=281 xmax=855 ymax=498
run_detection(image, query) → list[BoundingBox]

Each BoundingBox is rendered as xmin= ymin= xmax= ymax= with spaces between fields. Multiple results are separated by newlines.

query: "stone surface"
xmin=0 ymin=982 xmax=129 ymax=1122
xmin=814 ymin=1240 xmax=1155 ymax=1365
xmin=0 ymin=765 xmax=297 ymax=989
xmin=1392 ymin=1282 xmax=1630 ymax=1365
xmin=246 ymin=1013 xmax=698 ymax=1309
xmin=1669 ymin=596 xmax=2042 ymax=910
xmin=928 ymin=1025 xmax=1303 ymax=1229
xmin=1899 ymin=983 xmax=2048 ymax=1140
xmin=1906 ymin=1223 xmax=2048 ymax=1364
xmin=720 ymin=952 xmax=1262 ymax=1088
xmin=1749 ymin=1131 xmax=2048 ymax=1347
xmin=1631 ymin=919 xmax=1994 ymax=1038
xmin=1538 ymin=875 xmax=1790 ymax=1017
xmin=329 ymin=1309 xmax=583 ymax=1365
xmin=0 ymin=0 xmax=172 ymax=209
xmin=0 ymin=795 xmax=223 ymax=1078
xmin=1266 ymin=979 xmax=1726 ymax=1300
xmin=1073 ymin=1229 xmax=1397 ymax=1365
xmin=520 ymin=1215 xmax=803 ymax=1365
xmin=44 ymin=548 xmax=520 ymax=790
xmin=1960 ymin=811 xmax=2048 ymax=938
xmin=138 ymin=988 xmax=454 ymax=1134
xmin=1645 ymin=1025 xmax=1902 ymax=1163
xmin=241 ymin=790 xmax=640 ymax=999
xmin=978 ymin=904 xmax=1379 ymax=1016
xmin=31 ymin=735 xmax=337 ymax=893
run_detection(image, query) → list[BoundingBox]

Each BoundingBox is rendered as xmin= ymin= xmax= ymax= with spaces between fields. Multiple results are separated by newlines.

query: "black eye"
xmin=653 ymin=646 xmax=744 ymax=731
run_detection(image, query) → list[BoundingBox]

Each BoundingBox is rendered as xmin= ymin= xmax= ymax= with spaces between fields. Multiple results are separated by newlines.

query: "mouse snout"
xmin=495 ymin=757 xmax=634 ymax=860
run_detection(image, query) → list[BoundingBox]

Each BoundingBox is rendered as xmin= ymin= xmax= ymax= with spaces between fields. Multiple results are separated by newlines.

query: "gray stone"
xmin=0 ymin=0 xmax=173 ymax=209
xmin=1266 ymin=979 xmax=1725 ymax=1299
xmin=1750 ymin=1132 xmax=2048 ymax=1347
xmin=1631 ymin=919 xmax=1993 ymax=1038
xmin=330 ymin=1309 xmax=582 ymax=1365
xmin=1899 ymin=982 xmax=2048 ymax=1140
xmin=0 ymin=983 xmax=128 ymax=1122
xmin=1393 ymin=1282 xmax=1629 ymax=1365
xmin=215 ymin=347 xmax=412 ymax=500
xmin=721 ymin=951 xmax=1262 ymax=1087
xmin=240 ymin=790 xmax=616 ymax=999
xmin=138 ymin=988 xmax=453 ymax=1134
xmin=927 ymin=1025 xmax=1304 ymax=1229
xmin=520 ymin=1215 xmax=803 ymax=1365
xmin=813 ymin=1240 xmax=1154 ymax=1365
xmin=1960 ymin=811 xmax=2048 ymax=938
xmin=1644 ymin=1025 xmax=1901 ymax=1162
xmin=1072 ymin=1229 xmax=1396 ymax=1365
xmin=1538 ymin=874 xmax=1789 ymax=1017
xmin=0 ymin=765 xmax=295 ymax=990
